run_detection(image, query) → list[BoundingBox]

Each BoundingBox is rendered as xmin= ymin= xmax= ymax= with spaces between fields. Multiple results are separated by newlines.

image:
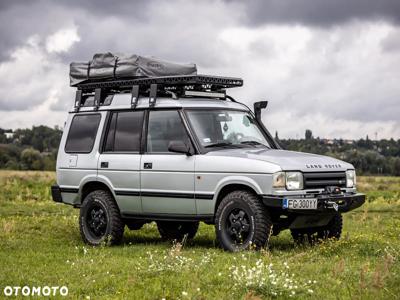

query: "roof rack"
xmin=73 ymin=75 xmax=243 ymax=111
xmin=76 ymin=74 xmax=243 ymax=91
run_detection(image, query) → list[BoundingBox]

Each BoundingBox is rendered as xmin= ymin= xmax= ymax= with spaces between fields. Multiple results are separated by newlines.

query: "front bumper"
xmin=262 ymin=193 xmax=365 ymax=213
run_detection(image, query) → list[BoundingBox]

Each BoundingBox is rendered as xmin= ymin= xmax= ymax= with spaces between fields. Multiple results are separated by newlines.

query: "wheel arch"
xmin=213 ymin=177 xmax=263 ymax=213
xmin=79 ymin=177 xmax=117 ymax=204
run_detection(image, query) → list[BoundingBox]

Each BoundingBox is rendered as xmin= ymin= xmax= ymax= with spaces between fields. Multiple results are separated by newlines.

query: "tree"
xmin=20 ymin=148 xmax=43 ymax=170
xmin=275 ymin=131 xmax=279 ymax=140
xmin=305 ymin=129 xmax=313 ymax=140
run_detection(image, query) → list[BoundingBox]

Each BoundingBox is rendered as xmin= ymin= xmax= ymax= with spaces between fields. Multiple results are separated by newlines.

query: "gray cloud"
xmin=233 ymin=0 xmax=400 ymax=27
xmin=0 ymin=0 xmax=399 ymax=138
xmin=0 ymin=0 xmax=151 ymax=62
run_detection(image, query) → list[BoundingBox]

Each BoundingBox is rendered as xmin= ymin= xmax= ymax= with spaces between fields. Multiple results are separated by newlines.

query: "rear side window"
xmin=65 ymin=114 xmax=101 ymax=153
xmin=104 ymin=111 xmax=144 ymax=152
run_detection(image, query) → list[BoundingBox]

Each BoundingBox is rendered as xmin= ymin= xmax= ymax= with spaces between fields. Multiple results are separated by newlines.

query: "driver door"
xmin=140 ymin=110 xmax=196 ymax=215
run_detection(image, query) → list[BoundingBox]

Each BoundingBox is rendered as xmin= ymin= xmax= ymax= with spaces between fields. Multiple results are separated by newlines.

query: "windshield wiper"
xmin=240 ymin=141 xmax=270 ymax=148
xmin=204 ymin=142 xmax=234 ymax=148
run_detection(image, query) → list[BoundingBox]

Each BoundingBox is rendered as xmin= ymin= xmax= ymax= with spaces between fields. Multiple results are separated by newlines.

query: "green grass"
xmin=0 ymin=171 xmax=399 ymax=299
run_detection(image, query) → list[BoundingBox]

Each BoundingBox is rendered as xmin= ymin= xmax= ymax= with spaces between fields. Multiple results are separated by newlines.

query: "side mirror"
xmin=168 ymin=140 xmax=193 ymax=156
xmin=253 ymin=101 xmax=268 ymax=121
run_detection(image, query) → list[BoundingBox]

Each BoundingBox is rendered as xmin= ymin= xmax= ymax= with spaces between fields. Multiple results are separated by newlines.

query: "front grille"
xmin=303 ymin=172 xmax=346 ymax=189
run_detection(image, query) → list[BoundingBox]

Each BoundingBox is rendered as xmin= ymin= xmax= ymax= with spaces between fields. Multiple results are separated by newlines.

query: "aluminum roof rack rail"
xmin=76 ymin=74 xmax=243 ymax=92
xmin=73 ymin=74 xmax=243 ymax=110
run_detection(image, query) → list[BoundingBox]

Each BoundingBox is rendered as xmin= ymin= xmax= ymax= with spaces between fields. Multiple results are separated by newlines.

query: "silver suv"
xmin=52 ymin=75 xmax=365 ymax=251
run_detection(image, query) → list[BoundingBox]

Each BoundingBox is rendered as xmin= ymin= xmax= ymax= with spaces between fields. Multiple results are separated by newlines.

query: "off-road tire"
xmin=156 ymin=221 xmax=199 ymax=241
xmin=79 ymin=190 xmax=124 ymax=246
xmin=291 ymin=213 xmax=343 ymax=245
xmin=215 ymin=190 xmax=272 ymax=251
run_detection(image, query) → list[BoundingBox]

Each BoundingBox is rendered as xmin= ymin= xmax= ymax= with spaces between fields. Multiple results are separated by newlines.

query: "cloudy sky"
xmin=0 ymin=0 xmax=399 ymax=139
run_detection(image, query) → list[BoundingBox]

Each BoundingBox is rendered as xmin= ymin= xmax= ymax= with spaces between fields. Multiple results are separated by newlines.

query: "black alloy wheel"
xmin=215 ymin=190 xmax=272 ymax=251
xmin=86 ymin=204 xmax=107 ymax=238
xmin=226 ymin=208 xmax=251 ymax=245
xmin=79 ymin=190 xmax=124 ymax=246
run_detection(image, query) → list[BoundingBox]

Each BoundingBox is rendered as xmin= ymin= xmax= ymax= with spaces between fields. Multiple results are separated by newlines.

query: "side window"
xmin=147 ymin=110 xmax=190 ymax=153
xmin=65 ymin=114 xmax=101 ymax=153
xmin=104 ymin=111 xmax=144 ymax=152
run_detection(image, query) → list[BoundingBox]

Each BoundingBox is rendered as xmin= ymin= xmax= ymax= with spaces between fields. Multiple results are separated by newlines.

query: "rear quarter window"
xmin=65 ymin=114 xmax=101 ymax=153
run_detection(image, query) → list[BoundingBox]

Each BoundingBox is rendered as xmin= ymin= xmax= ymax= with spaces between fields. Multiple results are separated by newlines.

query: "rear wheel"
xmin=291 ymin=213 xmax=343 ymax=244
xmin=156 ymin=221 xmax=199 ymax=241
xmin=215 ymin=190 xmax=272 ymax=251
xmin=79 ymin=190 xmax=124 ymax=246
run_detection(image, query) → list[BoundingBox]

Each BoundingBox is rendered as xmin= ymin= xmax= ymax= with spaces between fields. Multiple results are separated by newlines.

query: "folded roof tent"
xmin=70 ymin=53 xmax=198 ymax=86
xmin=70 ymin=53 xmax=243 ymax=111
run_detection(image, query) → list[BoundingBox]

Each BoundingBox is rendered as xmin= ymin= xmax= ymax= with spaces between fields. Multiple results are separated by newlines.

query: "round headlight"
xmin=286 ymin=172 xmax=303 ymax=190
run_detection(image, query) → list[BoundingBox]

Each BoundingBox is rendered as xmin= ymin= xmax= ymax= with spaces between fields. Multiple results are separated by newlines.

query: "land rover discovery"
xmin=51 ymin=71 xmax=365 ymax=251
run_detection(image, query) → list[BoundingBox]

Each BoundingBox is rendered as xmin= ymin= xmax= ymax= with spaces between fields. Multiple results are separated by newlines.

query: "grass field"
xmin=0 ymin=171 xmax=399 ymax=299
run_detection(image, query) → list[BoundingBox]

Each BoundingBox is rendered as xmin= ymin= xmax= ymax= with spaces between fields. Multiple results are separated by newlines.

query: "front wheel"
xmin=291 ymin=213 xmax=343 ymax=245
xmin=79 ymin=190 xmax=124 ymax=246
xmin=215 ymin=190 xmax=272 ymax=251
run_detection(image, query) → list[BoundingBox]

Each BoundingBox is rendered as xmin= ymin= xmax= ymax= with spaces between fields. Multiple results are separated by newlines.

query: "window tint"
xmin=147 ymin=110 xmax=190 ymax=153
xmin=104 ymin=111 xmax=144 ymax=152
xmin=65 ymin=114 xmax=101 ymax=153
xmin=104 ymin=113 xmax=117 ymax=152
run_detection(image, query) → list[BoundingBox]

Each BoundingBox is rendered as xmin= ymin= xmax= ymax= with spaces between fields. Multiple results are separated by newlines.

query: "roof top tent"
xmin=70 ymin=53 xmax=243 ymax=111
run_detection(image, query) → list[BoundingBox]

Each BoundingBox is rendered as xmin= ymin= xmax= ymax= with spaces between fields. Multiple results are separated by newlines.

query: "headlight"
xmin=286 ymin=172 xmax=303 ymax=190
xmin=272 ymin=172 xmax=285 ymax=188
xmin=272 ymin=171 xmax=303 ymax=190
xmin=346 ymin=170 xmax=356 ymax=188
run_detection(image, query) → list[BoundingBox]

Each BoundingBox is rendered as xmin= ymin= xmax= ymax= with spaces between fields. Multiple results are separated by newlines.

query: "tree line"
xmin=0 ymin=126 xmax=399 ymax=175
xmin=0 ymin=126 xmax=62 ymax=171
xmin=277 ymin=130 xmax=400 ymax=176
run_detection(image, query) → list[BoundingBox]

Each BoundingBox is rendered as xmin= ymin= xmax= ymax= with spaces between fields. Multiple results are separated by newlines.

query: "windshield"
xmin=186 ymin=109 xmax=271 ymax=149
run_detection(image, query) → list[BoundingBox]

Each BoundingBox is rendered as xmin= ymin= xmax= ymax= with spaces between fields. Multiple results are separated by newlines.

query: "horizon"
xmin=2 ymin=124 xmax=399 ymax=142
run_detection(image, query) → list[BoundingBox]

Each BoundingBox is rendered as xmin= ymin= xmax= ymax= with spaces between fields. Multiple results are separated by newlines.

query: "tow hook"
xmin=326 ymin=201 xmax=339 ymax=211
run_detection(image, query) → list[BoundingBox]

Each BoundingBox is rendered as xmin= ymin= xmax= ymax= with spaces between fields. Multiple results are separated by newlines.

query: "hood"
xmin=207 ymin=148 xmax=353 ymax=172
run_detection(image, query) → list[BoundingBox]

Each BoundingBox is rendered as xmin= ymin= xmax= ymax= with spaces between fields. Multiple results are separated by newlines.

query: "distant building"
xmin=343 ymin=139 xmax=354 ymax=145
xmin=5 ymin=131 xmax=14 ymax=139
xmin=321 ymin=138 xmax=354 ymax=145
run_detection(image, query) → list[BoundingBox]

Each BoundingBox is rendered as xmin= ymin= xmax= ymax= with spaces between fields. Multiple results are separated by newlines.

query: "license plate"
xmin=283 ymin=198 xmax=318 ymax=210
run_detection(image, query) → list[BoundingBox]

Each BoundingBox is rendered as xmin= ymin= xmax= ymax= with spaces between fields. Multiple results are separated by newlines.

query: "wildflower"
xmin=182 ymin=291 xmax=188 ymax=296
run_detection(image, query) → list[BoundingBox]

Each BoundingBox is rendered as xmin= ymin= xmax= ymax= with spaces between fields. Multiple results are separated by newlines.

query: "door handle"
xmin=101 ymin=162 xmax=109 ymax=168
xmin=143 ymin=162 xmax=152 ymax=169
